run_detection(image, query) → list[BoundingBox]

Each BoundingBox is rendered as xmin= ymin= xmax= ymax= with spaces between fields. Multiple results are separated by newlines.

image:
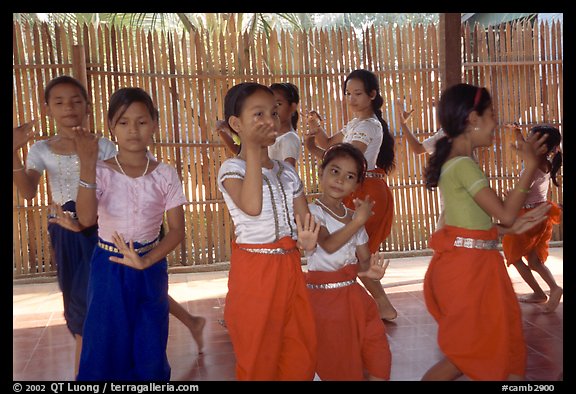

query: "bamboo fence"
xmin=13 ymin=18 xmax=563 ymax=279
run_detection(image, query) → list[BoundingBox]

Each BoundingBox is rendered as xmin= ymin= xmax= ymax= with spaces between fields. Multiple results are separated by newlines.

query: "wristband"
xmin=13 ymin=167 xmax=25 ymax=172
xmin=516 ymin=187 xmax=530 ymax=194
xmin=79 ymin=179 xmax=97 ymax=189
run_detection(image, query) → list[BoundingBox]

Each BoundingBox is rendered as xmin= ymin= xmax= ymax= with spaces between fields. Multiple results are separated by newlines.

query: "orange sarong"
xmin=344 ymin=168 xmax=394 ymax=253
xmin=224 ymin=236 xmax=317 ymax=381
xmin=424 ymin=225 xmax=526 ymax=380
xmin=306 ymin=264 xmax=391 ymax=380
xmin=502 ymin=202 xmax=562 ymax=266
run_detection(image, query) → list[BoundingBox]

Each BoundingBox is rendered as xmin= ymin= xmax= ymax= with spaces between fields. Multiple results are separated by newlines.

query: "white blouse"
xmin=305 ymin=203 xmax=369 ymax=272
xmin=26 ymin=137 xmax=117 ymax=205
xmin=341 ymin=116 xmax=383 ymax=170
xmin=218 ymin=158 xmax=304 ymax=244
xmin=268 ymin=129 xmax=301 ymax=163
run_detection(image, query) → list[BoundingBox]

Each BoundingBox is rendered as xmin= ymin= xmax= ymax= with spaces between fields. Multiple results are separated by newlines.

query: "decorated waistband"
xmin=97 ymin=238 xmax=159 ymax=255
xmin=453 ymin=237 xmax=498 ymax=250
xmin=306 ymin=279 xmax=356 ymax=290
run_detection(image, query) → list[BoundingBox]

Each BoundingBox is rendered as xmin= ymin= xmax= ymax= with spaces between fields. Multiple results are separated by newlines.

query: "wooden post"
xmin=72 ymin=44 xmax=88 ymax=91
xmin=439 ymin=13 xmax=462 ymax=91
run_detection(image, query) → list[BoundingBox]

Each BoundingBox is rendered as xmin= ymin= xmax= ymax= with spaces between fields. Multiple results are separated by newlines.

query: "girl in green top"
xmin=420 ymin=83 xmax=550 ymax=381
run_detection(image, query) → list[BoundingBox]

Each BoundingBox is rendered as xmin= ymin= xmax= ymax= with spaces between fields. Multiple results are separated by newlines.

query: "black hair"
xmin=530 ymin=125 xmax=562 ymax=187
xmin=107 ymin=87 xmax=158 ymax=127
xmin=425 ymin=83 xmax=492 ymax=189
xmin=270 ymin=82 xmax=300 ymax=130
xmin=344 ymin=69 xmax=395 ymax=174
xmin=321 ymin=142 xmax=368 ymax=184
xmin=224 ymin=82 xmax=274 ymax=136
xmin=44 ymin=75 xmax=89 ymax=103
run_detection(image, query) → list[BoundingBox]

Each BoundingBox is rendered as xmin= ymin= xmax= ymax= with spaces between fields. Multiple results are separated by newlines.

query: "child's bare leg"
xmin=359 ymin=276 xmax=397 ymax=321
xmin=74 ymin=335 xmax=82 ymax=377
xmin=511 ymin=259 xmax=547 ymax=303
xmin=168 ymin=295 xmax=206 ymax=353
xmin=526 ymin=252 xmax=563 ymax=312
xmin=421 ymin=357 xmax=463 ymax=381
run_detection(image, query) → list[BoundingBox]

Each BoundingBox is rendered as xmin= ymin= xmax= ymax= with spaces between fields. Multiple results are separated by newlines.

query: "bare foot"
xmin=518 ymin=294 xmax=548 ymax=304
xmin=189 ymin=316 xmax=206 ymax=353
xmin=543 ymin=287 xmax=563 ymax=313
xmin=377 ymin=297 xmax=398 ymax=321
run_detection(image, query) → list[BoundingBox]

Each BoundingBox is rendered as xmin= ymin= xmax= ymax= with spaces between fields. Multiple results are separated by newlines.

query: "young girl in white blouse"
xmin=12 ymin=76 xmax=117 ymax=375
xmin=217 ymin=82 xmax=320 ymax=380
xmin=305 ymin=143 xmax=391 ymax=381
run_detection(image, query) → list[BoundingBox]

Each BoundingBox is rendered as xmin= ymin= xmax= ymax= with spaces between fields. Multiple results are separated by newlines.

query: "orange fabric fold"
xmin=424 ymin=225 xmax=526 ymax=380
xmin=306 ymin=264 xmax=391 ymax=380
xmin=502 ymin=202 xmax=562 ymax=265
xmin=225 ymin=237 xmax=317 ymax=381
xmin=343 ymin=169 xmax=394 ymax=253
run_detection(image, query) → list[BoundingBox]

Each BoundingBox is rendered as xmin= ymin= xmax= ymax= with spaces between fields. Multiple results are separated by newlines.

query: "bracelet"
xmin=516 ymin=187 xmax=530 ymax=194
xmin=78 ymin=179 xmax=97 ymax=189
xmin=13 ymin=167 xmax=25 ymax=172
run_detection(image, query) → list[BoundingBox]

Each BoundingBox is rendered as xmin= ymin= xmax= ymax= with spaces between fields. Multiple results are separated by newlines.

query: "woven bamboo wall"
xmin=12 ymin=18 xmax=563 ymax=278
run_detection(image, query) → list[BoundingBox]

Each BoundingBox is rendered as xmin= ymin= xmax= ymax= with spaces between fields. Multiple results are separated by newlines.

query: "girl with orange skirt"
xmin=305 ymin=69 xmax=397 ymax=321
xmin=217 ymin=82 xmax=319 ymax=380
xmin=502 ymin=125 xmax=563 ymax=313
xmin=422 ymin=83 xmax=551 ymax=380
xmin=306 ymin=143 xmax=391 ymax=381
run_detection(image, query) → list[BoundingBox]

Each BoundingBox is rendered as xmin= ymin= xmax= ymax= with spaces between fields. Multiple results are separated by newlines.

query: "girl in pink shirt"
xmin=74 ymin=87 xmax=186 ymax=381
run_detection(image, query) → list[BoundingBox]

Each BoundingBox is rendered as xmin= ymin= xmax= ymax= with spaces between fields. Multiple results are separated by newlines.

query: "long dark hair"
xmin=424 ymin=83 xmax=492 ymax=189
xmin=270 ymin=82 xmax=300 ymax=130
xmin=531 ymin=125 xmax=562 ymax=187
xmin=344 ymin=69 xmax=395 ymax=174
xmin=321 ymin=143 xmax=368 ymax=184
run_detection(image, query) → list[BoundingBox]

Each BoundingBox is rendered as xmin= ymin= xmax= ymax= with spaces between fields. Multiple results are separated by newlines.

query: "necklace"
xmin=314 ymin=198 xmax=347 ymax=220
xmin=114 ymin=155 xmax=150 ymax=177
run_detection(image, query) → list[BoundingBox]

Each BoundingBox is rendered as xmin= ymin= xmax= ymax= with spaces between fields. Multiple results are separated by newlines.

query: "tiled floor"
xmin=13 ymin=248 xmax=563 ymax=381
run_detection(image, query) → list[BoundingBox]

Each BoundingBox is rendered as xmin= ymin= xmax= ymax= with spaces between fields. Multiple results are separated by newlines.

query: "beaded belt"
xmin=306 ymin=279 xmax=356 ymax=290
xmin=453 ymin=237 xmax=498 ymax=250
xmin=98 ymin=239 xmax=159 ymax=254
xmin=523 ymin=202 xmax=545 ymax=209
xmin=238 ymin=247 xmax=296 ymax=255
xmin=365 ymin=172 xmax=385 ymax=179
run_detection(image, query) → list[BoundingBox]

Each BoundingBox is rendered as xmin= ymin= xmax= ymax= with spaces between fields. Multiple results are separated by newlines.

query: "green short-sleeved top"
xmin=439 ymin=156 xmax=492 ymax=230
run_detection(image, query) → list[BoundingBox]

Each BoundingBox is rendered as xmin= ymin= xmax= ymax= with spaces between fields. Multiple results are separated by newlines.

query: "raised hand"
xmin=108 ymin=232 xmax=151 ymax=270
xmin=47 ymin=204 xmax=83 ymax=232
xmin=13 ymin=119 xmax=37 ymax=152
xmin=296 ymin=213 xmax=321 ymax=252
xmin=358 ymin=252 xmax=389 ymax=280
xmin=395 ymin=99 xmax=414 ymax=126
xmin=352 ymin=195 xmax=375 ymax=225
xmin=72 ymin=126 xmax=99 ymax=164
xmin=305 ymin=110 xmax=323 ymax=136
xmin=512 ymin=129 xmax=548 ymax=170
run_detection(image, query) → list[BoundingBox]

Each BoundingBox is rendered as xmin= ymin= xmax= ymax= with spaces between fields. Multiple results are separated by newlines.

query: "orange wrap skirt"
xmin=344 ymin=168 xmax=394 ymax=253
xmin=502 ymin=202 xmax=562 ymax=266
xmin=424 ymin=225 xmax=526 ymax=380
xmin=224 ymin=236 xmax=317 ymax=381
xmin=306 ymin=264 xmax=391 ymax=380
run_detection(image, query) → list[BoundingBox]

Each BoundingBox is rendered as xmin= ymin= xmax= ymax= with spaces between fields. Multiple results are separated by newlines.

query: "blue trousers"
xmin=77 ymin=238 xmax=170 ymax=381
xmin=47 ymin=200 xmax=97 ymax=336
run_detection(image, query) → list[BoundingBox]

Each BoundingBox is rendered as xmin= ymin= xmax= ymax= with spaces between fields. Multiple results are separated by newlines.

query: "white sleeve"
xmin=280 ymin=133 xmax=301 ymax=161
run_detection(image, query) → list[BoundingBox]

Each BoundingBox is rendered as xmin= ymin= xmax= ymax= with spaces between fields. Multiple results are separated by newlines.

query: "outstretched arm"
xmin=396 ymin=99 xmax=426 ymax=155
xmin=13 ymin=120 xmax=42 ymax=200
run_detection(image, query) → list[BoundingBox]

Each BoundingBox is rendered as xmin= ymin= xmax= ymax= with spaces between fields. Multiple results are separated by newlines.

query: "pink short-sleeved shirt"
xmin=95 ymin=161 xmax=188 ymax=243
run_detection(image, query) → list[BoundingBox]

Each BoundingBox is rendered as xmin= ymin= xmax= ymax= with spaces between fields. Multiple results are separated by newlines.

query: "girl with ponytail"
xmin=305 ymin=69 xmax=397 ymax=321
xmin=502 ymin=124 xmax=563 ymax=313
xmin=421 ymin=83 xmax=552 ymax=380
